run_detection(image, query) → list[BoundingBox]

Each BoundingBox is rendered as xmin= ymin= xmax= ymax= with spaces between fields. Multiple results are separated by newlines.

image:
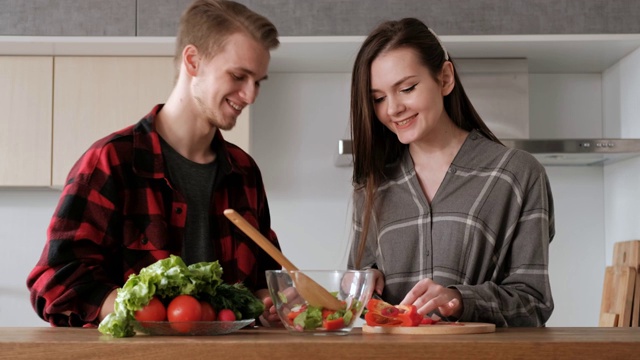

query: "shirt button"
xmin=176 ymin=207 xmax=183 ymax=214
xmin=141 ymin=238 xmax=148 ymax=245
xmin=448 ymin=167 xmax=457 ymax=174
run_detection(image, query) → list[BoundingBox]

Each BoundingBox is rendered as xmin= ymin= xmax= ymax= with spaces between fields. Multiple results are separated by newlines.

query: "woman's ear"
xmin=182 ymin=44 xmax=199 ymax=77
xmin=440 ymin=61 xmax=455 ymax=96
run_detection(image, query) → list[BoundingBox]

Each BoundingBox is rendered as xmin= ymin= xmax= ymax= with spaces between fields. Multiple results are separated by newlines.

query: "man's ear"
xmin=182 ymin=44 xmax=199 ymax=77
xmin=440 ymin=61 xmax=455 ymax=96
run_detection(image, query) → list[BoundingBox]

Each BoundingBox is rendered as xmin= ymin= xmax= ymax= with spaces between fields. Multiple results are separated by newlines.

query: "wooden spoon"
xmin=223 ymin=209 xmax=343 ymax=311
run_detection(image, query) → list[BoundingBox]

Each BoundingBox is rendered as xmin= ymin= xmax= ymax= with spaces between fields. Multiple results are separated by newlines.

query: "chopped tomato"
xmin=323 ymin=317 xmax=345 ymax=330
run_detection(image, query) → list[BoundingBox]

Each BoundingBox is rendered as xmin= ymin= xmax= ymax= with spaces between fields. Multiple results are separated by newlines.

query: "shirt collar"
xmin=132 ymin=104 xmax=244 ymax=179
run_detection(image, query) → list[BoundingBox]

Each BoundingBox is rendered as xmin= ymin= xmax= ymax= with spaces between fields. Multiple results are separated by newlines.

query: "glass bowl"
xmin=266 ymin=269 xmax=374 ymax=335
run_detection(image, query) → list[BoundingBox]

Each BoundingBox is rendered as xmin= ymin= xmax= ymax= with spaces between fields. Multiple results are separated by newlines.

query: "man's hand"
xmin=255 ymin=288 xmax=282 ymax=327
xmin=98 ymin=289 xmax=118 ymax=322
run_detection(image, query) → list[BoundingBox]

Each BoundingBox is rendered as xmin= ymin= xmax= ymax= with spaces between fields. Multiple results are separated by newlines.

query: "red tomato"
xmin=167 ymin=295 xmax=202 ymax=333
xmin=200 ymin=300 xmax=217 ymax=321
xmin=217 ymin=309 xmax=236 ymax=322
xmin=134 ymin=296 xmax=166 ymax=322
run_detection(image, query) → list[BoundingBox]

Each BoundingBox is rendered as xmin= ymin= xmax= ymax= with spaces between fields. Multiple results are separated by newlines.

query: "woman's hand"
xmin=370 ymin=268 xmax=385 ymax=296
xmin=400 ymin=278 xmax=463 ymax=319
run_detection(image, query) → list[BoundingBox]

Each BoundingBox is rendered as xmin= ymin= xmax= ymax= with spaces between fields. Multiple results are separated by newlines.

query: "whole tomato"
xmin=134 ymin=296 xmax=166 ymax=322
xmin=200 ymin=300 xmax=217 ymax=321
xmin=167 ymin=295 xmax=202 ymax=333
xmin=217 ymin=308 xmax=236 ymax=322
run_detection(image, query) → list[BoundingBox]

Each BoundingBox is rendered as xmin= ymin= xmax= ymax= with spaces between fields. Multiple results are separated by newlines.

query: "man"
xmin=27 ymin=0 xmax=282 ymax=327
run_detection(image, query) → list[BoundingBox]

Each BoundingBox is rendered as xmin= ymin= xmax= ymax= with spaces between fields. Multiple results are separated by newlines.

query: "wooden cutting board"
xmin=613 ymin=240 xmax=640 ymax=327
xmin=599 ymin=265 xmax=636 ymax=327
xmin=362 ymin=322 xmax=495 ymax=335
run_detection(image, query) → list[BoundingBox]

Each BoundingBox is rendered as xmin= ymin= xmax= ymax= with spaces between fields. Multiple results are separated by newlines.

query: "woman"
xmin=347 ymin=18 xmax=555 ymax=327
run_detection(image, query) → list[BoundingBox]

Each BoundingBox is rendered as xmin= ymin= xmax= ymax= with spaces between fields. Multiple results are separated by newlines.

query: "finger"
xmin=262 ymin=296 xmax=274 ymax=308
xmin=374 ymin=274 xmax=385 ymax=295
xmin=438 ymin=298 xmax=461 ymax=317
xmin=400 ymin=279 xmax=432 ymax=306
xmin=416 ymin=295 xmax=448 ymax=316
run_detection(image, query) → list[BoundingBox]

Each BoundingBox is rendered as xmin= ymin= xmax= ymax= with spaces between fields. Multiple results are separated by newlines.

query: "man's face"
xmin=191 ymin=32 xmax=270 ymax=131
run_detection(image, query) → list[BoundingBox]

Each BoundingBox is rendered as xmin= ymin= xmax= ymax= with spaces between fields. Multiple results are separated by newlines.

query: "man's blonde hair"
xmin=175 ymin=0 xmax=279 ymax=67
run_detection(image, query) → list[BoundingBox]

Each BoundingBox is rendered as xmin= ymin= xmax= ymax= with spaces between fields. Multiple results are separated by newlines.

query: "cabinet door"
xmin=0 ymin=56 xmax=53 ymax=186
xmin=52 ymin=56 xmax=251 ymax=187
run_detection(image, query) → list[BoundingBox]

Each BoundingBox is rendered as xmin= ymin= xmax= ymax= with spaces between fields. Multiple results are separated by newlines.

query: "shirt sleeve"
xmin=252 ymin=166 xmax=282 ymax=291
xmin=26 ymin=179 xmax=120 ymax=327
xmin=454 ymin=167 xmax=555 ymax=327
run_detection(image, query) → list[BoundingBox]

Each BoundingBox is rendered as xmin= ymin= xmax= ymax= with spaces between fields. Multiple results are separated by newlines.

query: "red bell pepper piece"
xmin=322 ymin=309 xmax=335 ymax=319
xmin=323 ymin=317 xmax=345 ymax=330
xmin=365 ymin=299 xmax=422 ymax=327
xmin=286 ymin=305 xmax=307 ymax=323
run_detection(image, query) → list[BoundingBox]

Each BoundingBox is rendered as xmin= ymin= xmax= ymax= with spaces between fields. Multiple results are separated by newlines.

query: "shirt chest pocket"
xmin=122 ymin=218 xmax=170 ymax=251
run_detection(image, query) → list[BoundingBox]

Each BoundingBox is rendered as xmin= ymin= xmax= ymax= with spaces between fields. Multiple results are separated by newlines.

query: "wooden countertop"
xmin=2 ymin=326 xmax=639 ymax=360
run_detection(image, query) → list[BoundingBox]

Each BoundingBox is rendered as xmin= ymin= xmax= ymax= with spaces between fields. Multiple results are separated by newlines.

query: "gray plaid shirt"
xmin=348 ymin=130 xmax=555 ymax=327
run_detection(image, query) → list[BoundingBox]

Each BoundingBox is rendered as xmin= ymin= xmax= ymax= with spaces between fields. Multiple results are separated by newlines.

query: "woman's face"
xmin=370 ymin=47 xmax=452 ymax=145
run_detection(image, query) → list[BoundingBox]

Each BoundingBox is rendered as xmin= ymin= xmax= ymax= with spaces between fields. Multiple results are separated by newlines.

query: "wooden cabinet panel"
xmin=52 ymin=56 xmax=175 ymax=187
xmin=52 ymin=56 xmax=251 ymax=187
xmin=0 ymin=56 xmax=52 ymax=186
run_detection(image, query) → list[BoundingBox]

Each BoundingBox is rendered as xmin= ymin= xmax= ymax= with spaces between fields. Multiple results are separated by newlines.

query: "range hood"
xmin=501 ymin=138 xmax=640 ymax=166
xmin=336 ymin=138 xmax=640 ymax=167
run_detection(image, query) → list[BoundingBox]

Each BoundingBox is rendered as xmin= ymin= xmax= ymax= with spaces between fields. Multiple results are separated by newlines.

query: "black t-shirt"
xmin=160 ymin=136 xmax=218 ymax=265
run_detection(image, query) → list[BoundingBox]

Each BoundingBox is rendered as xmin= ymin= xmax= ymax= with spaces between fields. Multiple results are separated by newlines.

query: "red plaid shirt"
xmin=27 ymin=105 xmax=281 ymax=326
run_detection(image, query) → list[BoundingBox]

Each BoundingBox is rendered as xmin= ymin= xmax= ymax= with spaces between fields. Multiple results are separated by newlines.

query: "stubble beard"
xmin=195 ymin=95 xmax=237 ymax=131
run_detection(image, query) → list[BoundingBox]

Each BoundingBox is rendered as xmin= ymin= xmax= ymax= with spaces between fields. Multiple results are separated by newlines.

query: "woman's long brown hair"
xmin=350 ymin=18 xmax=502 ymax=268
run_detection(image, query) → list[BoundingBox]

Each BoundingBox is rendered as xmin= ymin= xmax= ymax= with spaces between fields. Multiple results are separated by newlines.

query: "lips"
xmin=393 ymin=114 xmax=417 ymax=129
xmin=226 ymin=99 xmax=244 ymax=112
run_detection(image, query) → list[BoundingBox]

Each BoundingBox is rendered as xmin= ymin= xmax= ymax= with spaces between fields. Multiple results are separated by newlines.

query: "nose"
xmin=386 ymin=95 xmax=405 ymax=117
xmin=240 ymin=82 xmax=258 ymax=104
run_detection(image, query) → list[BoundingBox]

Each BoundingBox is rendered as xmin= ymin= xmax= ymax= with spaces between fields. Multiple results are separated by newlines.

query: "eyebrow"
xmin=370 ymin=75 xmax=417 ymax=93
xmin=236 ymin=67 xmax=269 ymax=81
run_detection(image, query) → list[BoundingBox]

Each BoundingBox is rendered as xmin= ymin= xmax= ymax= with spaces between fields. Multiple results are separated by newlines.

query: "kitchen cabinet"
xmin=0 ymin=56 xmax=52 ymax=186
xmin=51 ymin=56 xmax=251 ymax=187
xmin=52 ymin=56 xmax=174 ymax=187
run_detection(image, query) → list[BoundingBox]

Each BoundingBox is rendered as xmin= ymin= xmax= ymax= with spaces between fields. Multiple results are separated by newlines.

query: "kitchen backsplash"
xmin=1 ymin=0 xmax=639 ymax=36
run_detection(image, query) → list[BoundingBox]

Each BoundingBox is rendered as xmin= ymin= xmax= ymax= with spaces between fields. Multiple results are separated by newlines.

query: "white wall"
xmin=252 ymin=73 xmax=354 ymax=270
xmin=528 ymin=73 xmax=606 ymax=326
xmin=0 ymin=189 xmax=60 ymax=326
xmin=603 ymin=46 xmax=640 ymax=263
xmin=544 ymin=167 xmax=605 ymax=326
